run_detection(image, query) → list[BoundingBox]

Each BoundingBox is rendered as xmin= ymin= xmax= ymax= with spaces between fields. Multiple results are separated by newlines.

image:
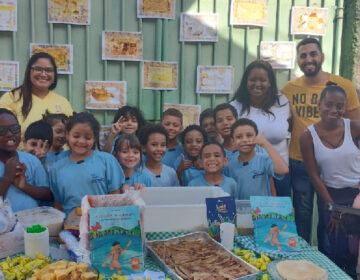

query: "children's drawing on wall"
xmin=163 ymin=103 xmax=201 ymax=128
xmin=85 ymin=81 xmax=127 ymax=110
xmin=180 ymin=13 xmax=218 ymax=42
xmin=230 ymin=0 xmax=268 ymax=26
xmin=196 ymin=66 xmax=234 ymax=94
xmin=48 ymin=0 xmax=90 ymax=25
xmin=30 ymin=43 xmax=73 ymax=74
xmin=137 ymin=0 xmax=175 ymax=19
xmin=102 ymin=31 xmax=143 ymax=61
xmin=0 ymin=0 xmax=17 ymax=31
xmin=0 ymin=61 xmax=19 ymax=91
xmin=142 ymin=61 xmax=178 ymax=90
xmin=260 ymin=41 xmax=296 ymax=69
xmin=291 ymin=6 xmax=328 ymax=36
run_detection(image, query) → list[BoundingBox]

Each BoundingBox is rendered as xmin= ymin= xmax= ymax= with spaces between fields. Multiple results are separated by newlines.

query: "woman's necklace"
xmin=319 ymin=133 xmax=344 ymax=148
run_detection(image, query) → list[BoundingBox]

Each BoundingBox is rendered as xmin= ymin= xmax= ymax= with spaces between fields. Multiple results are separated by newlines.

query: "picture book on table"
xmin=206 ymin=196 xmax=236 ymax=241
xmin=89 ymin=206 xmax=144 ymax=276
xmin=250 ymin=196 xmax=300 ymax=252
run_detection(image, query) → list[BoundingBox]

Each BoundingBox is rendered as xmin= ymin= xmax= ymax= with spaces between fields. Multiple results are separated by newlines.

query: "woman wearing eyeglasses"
xmin=0 ymin=52 xmax=73 ymax=145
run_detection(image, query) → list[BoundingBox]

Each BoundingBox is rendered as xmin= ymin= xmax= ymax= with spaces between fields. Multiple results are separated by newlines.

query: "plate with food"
xmin=267 ymin=260 xmax=328 ymax=280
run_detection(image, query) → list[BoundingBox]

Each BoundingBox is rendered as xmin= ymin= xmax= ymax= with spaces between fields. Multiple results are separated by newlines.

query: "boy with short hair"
xmin=23 ymin=120 xmax=53 ymax=164
xmin=160 ymin=108 xmax=184 ymax=168
xmin=214 ymin=103 xmax=238 ymax=161
xmin=200 ymin=108 xmax=220 ymax=142
xmin=188 ymin=142 xmax=236 ymax=196
xmin=224 ymin=118 xmax=288 ymax=199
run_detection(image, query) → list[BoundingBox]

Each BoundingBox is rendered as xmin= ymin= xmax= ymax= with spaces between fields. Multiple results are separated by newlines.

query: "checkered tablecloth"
xmin=145 ymin=232 xmax=353 ymax=280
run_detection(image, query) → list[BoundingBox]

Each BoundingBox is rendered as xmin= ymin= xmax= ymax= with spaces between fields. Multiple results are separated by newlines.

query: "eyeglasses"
xmin=0 ymin=124 xmax=21 ymax=135
xmin=31 ymin=66 xmax=55 ymax=74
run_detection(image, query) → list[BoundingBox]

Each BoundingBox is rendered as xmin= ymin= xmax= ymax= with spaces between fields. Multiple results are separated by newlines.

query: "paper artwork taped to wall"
xmin=0 ymin=61 xmax=19 ymax=91
xmin=85 ymin=81 xmax=127 ymax=110
xmin=137 ymin=0 xmax=175 ymax=19
xmin=163 ymin=103 xmax=201 ymax=127
xmin=230 ymin=0 xmax=268 ymax=26
xmin=196 ymin=66 xmax=234 ymax=94
xmin=291 ymin=6 xmax=328 ymax=36
xmin=102 ymin=31 xmax=143 ymax=61
xmin=180 ymin=13 xmax=218 ymax=42
xmin=30 ymin=43 xmax=73 ymax=74
xmin=260 ymin=41 xmax=296 ymax=69
xmin=0 ymin=0 xmax=17 ymax=31
xmin=142 ymin=61 xmax=177 ymax=90
xmin=48 ymin=0 xmax=90 ymax=25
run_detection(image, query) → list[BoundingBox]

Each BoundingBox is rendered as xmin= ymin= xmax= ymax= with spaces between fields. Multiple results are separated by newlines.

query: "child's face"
xmin=120 ymin=113 xmax=138 ymax=134
xmin=200 ymin=144 xmax=227 ymax=173
xmin=67 ymin=123 xmax=95 ymax=158
xmin=52 ymin=120 xmax=66 ymax=149
xmin=116 ymin=145 xmax=141 ymax=169
xmin=143 ymin=133 xmax=166 ymax=162
xmin=201 ymin=117 xmax=217 ymax=139
xmin=23 ymin=138 xmax=50 ymax=159
xmin=215 ymin=109 xmax=236 ymax=137
xmin=161 ymin=115 xmax=183 ymax=141
xmin=232 ymin=125 xmax=256 ymax=154
xmin=183 ymin=130 xmax=204 ymax=158
xmin=0 ymin=114 xmax=20 ymax=153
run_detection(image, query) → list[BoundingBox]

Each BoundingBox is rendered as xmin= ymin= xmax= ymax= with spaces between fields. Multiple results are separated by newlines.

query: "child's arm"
xmin=54 ymin=200 xmax=63 ymax=211
xmin=255 ymin=132 xmax=289 ymax=175
xmin=280 ymin=224 xmax=287 ymax=232
xmin=13 ymin=163 xmax=53 ymax=200
xmin=300 ymin=130 xmax=334 ymax=204
xmin=0 ymin=155 xmax=19 ymax=197
xmin=109 ymin=189 xmax=121 ymax=194
xmin=176 ymin=154 xmax=192 ymax=184
xmin=270 ymin=178 xmax=277 ymax=196
xmin=264 ymin=231 xmax=272 ymax=242
xmin=123 ymin=240 xmax=132 ymax=251
xmin=103 ymin=117 xmax=124 ymax=153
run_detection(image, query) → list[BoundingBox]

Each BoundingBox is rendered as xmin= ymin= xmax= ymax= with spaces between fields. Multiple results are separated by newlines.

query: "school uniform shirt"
xmin=188 ymin=175 xmax=237 ymax=197
xmin=124 ymin=169 xmax=152 ymax=187
xmin=44 ymin=150 xmax=71 ymax=170
xmin=1 ymin=151 xmax=49 ymax=212
xmin=174 ymin=154 xmax=205 ymax=186
xmin=161 ymin=143 xmax=183 ymax=169
xmin=224 ymin=147 xmax=239 ymax=162
xmin=48 ymin=150 xmax=124 ymax=216
xmin=143 ymin=164 xmax=180 ymax=187
xmin=224 ymin=153 xmax=283 ymax=199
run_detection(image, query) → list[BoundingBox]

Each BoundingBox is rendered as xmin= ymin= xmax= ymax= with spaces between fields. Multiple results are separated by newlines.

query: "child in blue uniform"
xmin=113 ymin=133 xmax=152 ymax=192
xmin=103 ymin=106 xmax=146 ymax=153
xmin=160 ymin=108 xmax=183 ymax=169
xmin=214 ymin=103 xmax=239 ymax=161
xmin=0 ymin=109 xmax=51 ymax=212
xmin=188 ymin=142 xmax=236 ymax=196
xmin=200 ymin=108 xmax=220 ymax=142
xmin=49 ymin=112 xmax=124 ymax=216
xmin=23 ymin=120 xmax=52 ymax=165
xmin=224 ymin=118 xmax=288 ymax=199
xmin=43 ymin=112 xmax=69 ymax=168
xmin=139 ymin=125 xmax=179 ymax=187
xmin=174 ymin=125 xmax=206 ymax=186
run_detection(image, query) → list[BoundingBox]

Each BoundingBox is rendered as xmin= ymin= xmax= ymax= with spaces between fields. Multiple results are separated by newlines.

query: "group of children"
xmin=0 ymin=103 xmax=288 ymax=216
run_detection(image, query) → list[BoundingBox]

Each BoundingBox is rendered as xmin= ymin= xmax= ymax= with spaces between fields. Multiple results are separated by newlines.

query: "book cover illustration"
xmin=89 ymin=206 xmax=144 ymax=276
xmin=250 ymin=196 xmax=299 ymax=252
xmin=206 ymin=196 xmax=236 ymax=241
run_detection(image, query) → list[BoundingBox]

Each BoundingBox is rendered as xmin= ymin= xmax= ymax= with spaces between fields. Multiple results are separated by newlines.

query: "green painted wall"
xmin=0 ymin=0 xmax=344 ymax=124
xmin=340 ymin=0 xmax=360 ymax=97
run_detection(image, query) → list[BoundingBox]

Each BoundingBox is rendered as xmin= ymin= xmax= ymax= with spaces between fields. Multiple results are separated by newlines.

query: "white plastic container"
xmin=16 ymin=207 xmax=65 ymax=237
xmin=235 ymin=200 xmax=254 ymax=235
xmin=141 ymin=187 xmax=230 ymax=232
xmin=220 ymin=222 xmax=235 ymax=250
xmin=24 ymin=226 xmax=50 ymax=258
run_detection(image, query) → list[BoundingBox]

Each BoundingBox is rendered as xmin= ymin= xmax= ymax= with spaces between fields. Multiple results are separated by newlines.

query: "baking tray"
xmin=146 ymin=232 xmax=259 ymax=280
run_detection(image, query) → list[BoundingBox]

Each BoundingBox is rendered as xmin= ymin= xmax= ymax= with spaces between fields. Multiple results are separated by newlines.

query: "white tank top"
xmin=308 ymin=118 xmax=360 ymax=189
